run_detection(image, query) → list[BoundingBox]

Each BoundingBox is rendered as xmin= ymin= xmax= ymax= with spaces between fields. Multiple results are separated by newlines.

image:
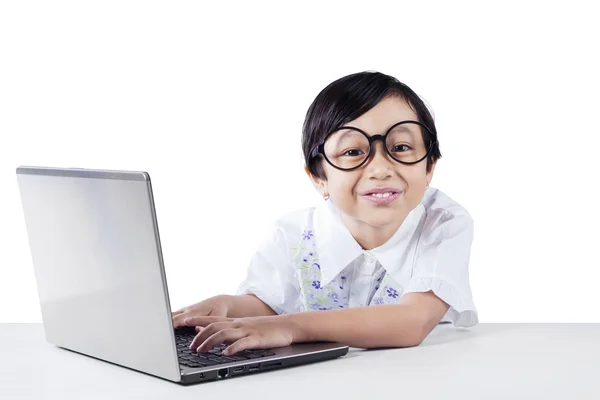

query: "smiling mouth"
xmin=369 ymin=192 xmax=395 ymax=198
xmin=360 ymin=190 xmax=402 ymax=205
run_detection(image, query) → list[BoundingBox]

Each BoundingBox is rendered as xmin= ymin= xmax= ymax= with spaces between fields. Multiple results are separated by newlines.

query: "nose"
xmin=365 ymin=140 xmax=393 ymax=180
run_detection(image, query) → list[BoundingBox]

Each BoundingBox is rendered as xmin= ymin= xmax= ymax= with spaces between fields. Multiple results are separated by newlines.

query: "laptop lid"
xmin=16 ymin=166 xmax=181 ymax=382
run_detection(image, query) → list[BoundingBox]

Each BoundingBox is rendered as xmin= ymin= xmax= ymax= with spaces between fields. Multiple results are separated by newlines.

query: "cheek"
xmin=401 ymin=166 xmax=428 ymax=186
xmin=403 ymin=170 xmax=429 ymax=203
xmin=325 ymin=172 xmax=361 ymax=204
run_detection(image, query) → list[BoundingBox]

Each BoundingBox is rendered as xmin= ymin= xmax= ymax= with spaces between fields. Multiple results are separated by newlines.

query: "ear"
xmin=426 ymin=161 xmax=437 ymax=186
xmin=304 ymin=165 xmax=328 ymax=197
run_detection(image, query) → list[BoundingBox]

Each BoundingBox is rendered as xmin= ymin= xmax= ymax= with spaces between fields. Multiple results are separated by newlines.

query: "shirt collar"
xmin=313 ymin=199 xmax=426 ymax=285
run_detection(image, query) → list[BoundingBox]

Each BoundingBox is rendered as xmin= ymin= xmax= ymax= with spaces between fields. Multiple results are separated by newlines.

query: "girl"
xmin=172 ymin=71 xmax=478 ymax=355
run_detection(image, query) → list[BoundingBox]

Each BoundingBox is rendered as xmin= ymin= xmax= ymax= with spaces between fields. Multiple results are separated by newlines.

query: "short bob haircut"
xmin=302 ymin=71 xmax=441 ymax=180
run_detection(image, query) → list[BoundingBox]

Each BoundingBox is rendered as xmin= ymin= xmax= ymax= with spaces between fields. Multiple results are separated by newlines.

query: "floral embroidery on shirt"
xmin=301 ymin=230 xmax=314 ymax=240
xmin=370 ymin=273 xmax=403 ymax=306
xmin=293 ymin=228 xmax=404 ymax=311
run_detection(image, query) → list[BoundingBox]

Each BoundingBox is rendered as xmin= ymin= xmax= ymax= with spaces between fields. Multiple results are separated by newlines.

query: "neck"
xmin=340 ymin=213 xmax=407 ymax=250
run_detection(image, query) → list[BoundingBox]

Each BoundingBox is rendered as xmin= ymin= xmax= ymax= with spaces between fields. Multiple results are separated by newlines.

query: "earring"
xmin=425 ymin=182 xmax=430 ymax=189
xmin=323 ymin=193 xmax=330 ymax=201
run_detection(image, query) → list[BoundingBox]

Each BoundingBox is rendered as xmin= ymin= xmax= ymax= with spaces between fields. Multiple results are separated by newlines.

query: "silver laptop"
xmin=15 ymin=166 xmax=349 ymax=384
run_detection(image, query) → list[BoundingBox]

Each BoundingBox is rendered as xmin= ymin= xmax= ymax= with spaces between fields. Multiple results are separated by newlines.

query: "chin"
xmin=357 ymin=211 xmax=403 ymax=228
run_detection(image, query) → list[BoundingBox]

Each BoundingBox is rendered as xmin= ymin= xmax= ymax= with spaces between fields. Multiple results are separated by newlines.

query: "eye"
xmin=342 ymin=149 xmax=365 ymax=157
xmin=391 ymin=144 xmax=411 ymax=152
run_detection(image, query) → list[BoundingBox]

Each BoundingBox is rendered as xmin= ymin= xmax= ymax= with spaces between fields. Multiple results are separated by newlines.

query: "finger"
xmin=198 ymin=329 xmax=249 ymax=353
xmin=184 ymin=316 xmax=231 ymax=327
xmin=171 ymin=309 xmax=185 ymax=316
xmin=175 ymin=313 xmax=229 ymax=329
xmin=173 ymin=312 xmax=194 ymax=328
xmin=223 ymin=336 xmax=259 ymax=356
xmin=189 ymin=322 xmax=232 ymax=351
xmin=195 ymin=326 xmax=202 ymax=333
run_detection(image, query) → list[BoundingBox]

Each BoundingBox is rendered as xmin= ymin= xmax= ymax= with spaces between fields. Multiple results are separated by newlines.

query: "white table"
xmin=1 ymin=323 xmax=599 ymax=399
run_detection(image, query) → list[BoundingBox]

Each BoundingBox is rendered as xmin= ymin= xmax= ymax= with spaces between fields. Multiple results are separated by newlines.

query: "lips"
xmin=361 ymin=187 xmax=402 ymax=196
xmin=360 ymin=187 xmax=403 ymax=205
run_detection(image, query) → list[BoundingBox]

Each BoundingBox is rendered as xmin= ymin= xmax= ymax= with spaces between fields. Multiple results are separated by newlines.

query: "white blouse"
xmin=236 ymin=187 xmax=478 ymax=327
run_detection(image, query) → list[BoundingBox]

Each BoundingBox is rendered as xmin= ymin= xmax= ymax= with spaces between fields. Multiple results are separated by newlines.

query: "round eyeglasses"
xmin=310 ymin=120 xmax=437 ymax=171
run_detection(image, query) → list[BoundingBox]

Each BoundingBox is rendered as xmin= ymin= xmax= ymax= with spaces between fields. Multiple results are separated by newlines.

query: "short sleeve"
xmin=235 ymin=221 xmax=303 ymax=315
xmin=404 ymin=210 xmax=479 ymax=327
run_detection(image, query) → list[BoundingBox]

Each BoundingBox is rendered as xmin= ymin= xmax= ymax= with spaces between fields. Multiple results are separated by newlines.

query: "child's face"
xmin=308 ymin=96 xmax=436 ymax=229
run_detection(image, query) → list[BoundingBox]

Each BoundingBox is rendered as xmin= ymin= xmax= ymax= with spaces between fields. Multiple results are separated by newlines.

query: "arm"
xmin=225 ymin=294 xmax=277 ymax=318
xmin=288 ymin=291 xmax=449 ymax=347
xmin=186 ymin=291 xmax=449 ymax=353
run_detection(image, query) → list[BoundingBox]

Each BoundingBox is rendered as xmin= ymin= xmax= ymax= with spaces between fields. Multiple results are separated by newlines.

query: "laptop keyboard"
xmin=175 ymin=328 xmax=276 ymax=368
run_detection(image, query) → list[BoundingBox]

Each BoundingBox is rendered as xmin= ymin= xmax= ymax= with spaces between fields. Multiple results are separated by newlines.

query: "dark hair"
xmin=302 ymin=71 xmax=441 ymax=180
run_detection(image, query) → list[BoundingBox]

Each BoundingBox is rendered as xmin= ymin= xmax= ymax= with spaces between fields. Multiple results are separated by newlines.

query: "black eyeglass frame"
xmin=309 ymin=120 xmax=438 ymax=171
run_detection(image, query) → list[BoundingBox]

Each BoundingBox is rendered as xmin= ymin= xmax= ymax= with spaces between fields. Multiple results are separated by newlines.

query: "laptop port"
xmin=232 ymin=366 xmax=245 ymax=373
xmin=261 ymin=361 xmax=282 ymax=370
xmin=249 ymin=365 xmax=260 ymax=371
xmin=217 ymin=368 xmax=229 ymax=379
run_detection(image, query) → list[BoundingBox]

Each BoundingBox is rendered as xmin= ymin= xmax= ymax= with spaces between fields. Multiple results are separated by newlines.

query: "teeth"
xmin=371 ymin=192 xmax=392 ymax=198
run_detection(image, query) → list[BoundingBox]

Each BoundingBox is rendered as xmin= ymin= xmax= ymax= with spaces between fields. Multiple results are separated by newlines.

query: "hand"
xmin=172 ymin=295 xmax=231 ymax=328
xmin=183 ymin=315 xmax=300 ymax=355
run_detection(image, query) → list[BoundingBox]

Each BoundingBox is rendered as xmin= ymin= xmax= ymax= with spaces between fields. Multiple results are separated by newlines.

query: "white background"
xmin=1 ymin=1 xmax=598 ymax=323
